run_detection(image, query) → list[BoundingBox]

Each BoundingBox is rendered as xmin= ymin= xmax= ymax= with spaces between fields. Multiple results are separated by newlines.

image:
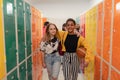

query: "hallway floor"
xmin=42 ymin=66 xmax=85 ymax=80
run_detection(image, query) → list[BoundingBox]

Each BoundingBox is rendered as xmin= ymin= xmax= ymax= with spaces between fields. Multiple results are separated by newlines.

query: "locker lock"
xmin=21 ymin=66 xmax=24 ymax=70
xmin=11 ymin=76 xmax=14 ymax=79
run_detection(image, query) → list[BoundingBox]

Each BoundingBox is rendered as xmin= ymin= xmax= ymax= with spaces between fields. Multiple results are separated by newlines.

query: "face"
xmin=66 ymin=21 xmax=75 ymax=33
xmin=48 ymin=24 xmax=57 ymax=36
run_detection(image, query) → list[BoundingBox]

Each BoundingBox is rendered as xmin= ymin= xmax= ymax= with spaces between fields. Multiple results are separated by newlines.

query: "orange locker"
xmin=96 ymin=2 xmax=103 ymax=56
xmin=112 ymin=0 xmax=120 ymax=71
xmin=31 ymin=7 xmax=43 ymax=80
xmin=94 ymin=56 xmax=101 ymax=80
xmin=32 ymin=7 xmax=37 ymax=53
xmin=102 ymin=61 xmax=109 ymax=80
xmin=103 ymin=0 xmax=112 ymax=62
xmin=111 ymin=68 xmax=120 ymax=80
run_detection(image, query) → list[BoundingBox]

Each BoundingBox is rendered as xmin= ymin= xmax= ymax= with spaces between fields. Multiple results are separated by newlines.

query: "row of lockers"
xmin=76 ymin=4 xmax=97 ymax=80
xmin=77 ymin=0 xmax=120 ymax=80
xmin=0 ymin=0 xmax=33 ymax=80
xmin=95 ymin=0 xmax=120 ymax=79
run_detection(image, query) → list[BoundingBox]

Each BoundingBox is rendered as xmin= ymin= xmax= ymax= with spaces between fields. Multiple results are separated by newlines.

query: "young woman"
xmin=40 ymin=23 xmax=61 ymax=80
xmin=59 ymin=18 xmax=91 ymax=80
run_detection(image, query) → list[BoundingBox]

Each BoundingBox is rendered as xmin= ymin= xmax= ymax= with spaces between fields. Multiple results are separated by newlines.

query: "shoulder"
xmin=78 ymin=36 xmax=85 ymax=42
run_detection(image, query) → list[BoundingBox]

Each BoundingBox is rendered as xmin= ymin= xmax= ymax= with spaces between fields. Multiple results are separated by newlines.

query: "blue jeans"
xmin=45 ymin=52 xmax=61 ymax=80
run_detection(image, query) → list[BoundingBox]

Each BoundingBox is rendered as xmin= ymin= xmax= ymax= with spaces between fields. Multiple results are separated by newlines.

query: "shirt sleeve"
xmin=40 ymin=41 xmax=46 ymax=52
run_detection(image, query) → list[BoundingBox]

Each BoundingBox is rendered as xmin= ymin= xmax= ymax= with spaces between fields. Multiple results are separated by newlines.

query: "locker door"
xmin=16 ymin=0 xmax=25 ymax=63
xmin=94 ymin=56 xmax=101 ymax=80
xmin=111 ymin=68 xmax=120 ymax=80
xmin=103 ymin=0 xmax=112 ymax=62
xmin=102 ymin=61 xmax=109 ymax=80
xmin=19 ymin=62 xmax=26 ymax=80
xmin=25 ymin=2 xmax=32 ymax=57
xmin=0 ymin=0 xmax=6 ymax=79
xmin=27 ymin=57 xmax=32 ymax=80
xmin=97 ymin=2 xmax=103 ymax=56
xmin=7 ymin=69 xmax=18 ymax=80
xmin=112 ymin=0 xmax=120 ymax=71
xmin=3 ymin=0 xmax=17 ymax=72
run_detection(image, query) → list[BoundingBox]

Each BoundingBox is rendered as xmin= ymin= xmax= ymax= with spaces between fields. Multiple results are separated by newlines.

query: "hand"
xmin=76 ymin=47 xmax=86 ymax=58
xmin=84 ymin=61 xmax=89 ymax=67
xmin=74 ymin=29 xmax=80 ymax=37
xmin=42 ymin=62 xmax=46 ymax=68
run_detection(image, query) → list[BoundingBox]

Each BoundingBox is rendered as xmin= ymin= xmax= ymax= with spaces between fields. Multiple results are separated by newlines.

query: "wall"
xmin=47 ymin=18 xmax=67 ymax=30
xmin=25 ymin=0 xmax=103 ymax=19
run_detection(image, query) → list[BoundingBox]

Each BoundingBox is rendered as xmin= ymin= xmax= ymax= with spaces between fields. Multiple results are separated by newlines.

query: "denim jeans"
xmin=45 ymin=52 xmax=61 ymax=80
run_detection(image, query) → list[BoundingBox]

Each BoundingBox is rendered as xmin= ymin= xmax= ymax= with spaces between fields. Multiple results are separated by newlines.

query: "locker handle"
xmin=113 ymin=29 xmax=116 ymax=32
xmin=24 ymin=45 xmax=27 ymax=48
xmin=5 ymin=30 xmax=9 ymax=33
xmin=18 ymin=29 xmax=21 ymax=32
xmin=108 ymin=50 xmax=110 ymax=54
xmin=20 ymin=66 xmax=25 ymax=71
xmin=13 ymin=6 xmax=16 ymax=10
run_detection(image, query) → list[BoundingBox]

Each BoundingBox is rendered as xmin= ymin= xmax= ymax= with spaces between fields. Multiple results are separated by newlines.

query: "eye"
xmin=67 ymin=24 xmax=74 ymax=26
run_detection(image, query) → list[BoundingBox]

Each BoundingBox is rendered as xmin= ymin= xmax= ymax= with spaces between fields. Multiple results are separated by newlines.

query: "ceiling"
xmin=25 ymin=0 xmax=102 ymax=19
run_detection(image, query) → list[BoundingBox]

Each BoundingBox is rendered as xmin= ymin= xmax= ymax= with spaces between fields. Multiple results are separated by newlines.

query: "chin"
xmin=68 ymin=30 xmax=73 ymax=33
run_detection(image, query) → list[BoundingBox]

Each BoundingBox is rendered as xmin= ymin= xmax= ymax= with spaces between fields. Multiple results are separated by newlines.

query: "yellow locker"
xmin=0 ymin=0 xmax=6 ymax=79
xmin=84 ymin=6 xmax=97 ymax=80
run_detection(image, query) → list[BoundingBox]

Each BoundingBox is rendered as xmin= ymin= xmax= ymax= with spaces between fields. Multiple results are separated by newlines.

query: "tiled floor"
xmin=42 ymin=66 xmax=85 ymax=80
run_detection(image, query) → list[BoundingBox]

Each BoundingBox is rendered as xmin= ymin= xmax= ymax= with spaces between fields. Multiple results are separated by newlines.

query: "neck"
xmin=50 ymin=35 xmax=54 ymax=39
xmin=68 ymin=32 xmax=74 ymax=35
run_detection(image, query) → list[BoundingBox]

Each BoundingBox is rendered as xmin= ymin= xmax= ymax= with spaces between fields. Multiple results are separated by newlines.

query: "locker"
xmin=32 ymin=52 xmax=43 ymax=80
xmin=112 ymin=0 xmax=120 ymax=71
xmin=102 ymin=61 xmax=109 ymax=80
xmin=31 ymin=7 xmax=36 ymax=33
xmin=0 ymin=0 xmax=6 ymax=79
xmin=85 ymin=8 xmax=96 ymax=80
xmin=25 ymin=2 xmax=32 ymax=57
xmin=3 ymin=0 xmax=17 ymax=72
xmin=27 ymin=57 xmax=32 ymax=80
xmin=19 ymin=62 xmax=26 ymax=80
xmin=94 ymin=56 xmax=101 ymax=80
xmin=96 ymin=2 xmax=103 ymax=56
xmin=16 ymin=0 xmax=25 ymax=63
xmin=7 ymin=69 xmax=18 ymax=80
xmin=103 ymin=0 xmax=112 ymax=62
xmin=111 ymin=68 xmax=120 ymax=80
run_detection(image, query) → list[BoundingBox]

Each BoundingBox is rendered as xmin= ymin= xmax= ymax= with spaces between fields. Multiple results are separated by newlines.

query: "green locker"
xmin=27 ymin=57 xmax=32 ymax=80
xmin=7 ymin=69 xmax=18 ymax=80
xmin=25 ymin=2 xmax=32 ymax=57
xmin=3 ymin=0 xmax=17 ymax=72
xmin=19 ymin=62 xmax=26 ymax=80
xmin=16 ymin=0 xmax=25 ymax=63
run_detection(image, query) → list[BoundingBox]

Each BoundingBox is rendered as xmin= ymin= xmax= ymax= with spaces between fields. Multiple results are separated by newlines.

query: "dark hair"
xmin=44 ymin=21 xmax=49 ymax=27
xmin=62 ymin=23 xmax=66 ymax=31
xmin=66 ymin=18 xmax=76 ymax=25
